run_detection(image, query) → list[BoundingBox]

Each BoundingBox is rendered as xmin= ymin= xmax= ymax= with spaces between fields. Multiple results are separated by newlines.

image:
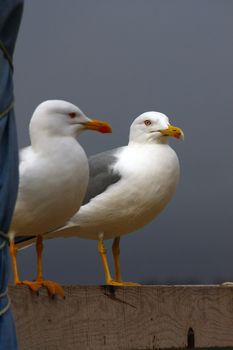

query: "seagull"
xmin=10 ymin=100 xmax=112 ymax=297
xmin=15 ymin=111 xmax=183 ymax=286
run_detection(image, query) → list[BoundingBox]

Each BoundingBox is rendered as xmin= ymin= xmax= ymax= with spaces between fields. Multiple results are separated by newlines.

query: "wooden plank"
xmin=8 ymin=285 xmax=233 ymax=350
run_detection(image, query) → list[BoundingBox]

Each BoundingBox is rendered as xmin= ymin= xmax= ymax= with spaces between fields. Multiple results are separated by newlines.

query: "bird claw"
xmin=118 ymin=281 xmax=141 ymax=286
xmin=42 ymin=279 xmax=65 ymax=299
xmin=19 ymin=279 xmax=65 ymax=298
xmin=20 ymin=280 xmax=42 ymax=293
xmin=106 ymin=279 xmax=125 ymax=286
xmin=107 ymin=279 xmax=141 ymax=286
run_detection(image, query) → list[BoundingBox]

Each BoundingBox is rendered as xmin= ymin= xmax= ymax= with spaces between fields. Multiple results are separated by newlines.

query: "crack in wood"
xmin=187 ymin=327 xmax=195 ymax=348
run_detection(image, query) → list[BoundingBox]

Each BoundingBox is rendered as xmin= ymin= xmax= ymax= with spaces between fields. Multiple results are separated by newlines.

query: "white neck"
xmin=128 ymin=137 xmax=169 ymax=146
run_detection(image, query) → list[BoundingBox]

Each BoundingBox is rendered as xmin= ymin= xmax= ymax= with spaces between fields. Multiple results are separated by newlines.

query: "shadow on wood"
xmin=8 ymin=285 xmax=233 ymax=350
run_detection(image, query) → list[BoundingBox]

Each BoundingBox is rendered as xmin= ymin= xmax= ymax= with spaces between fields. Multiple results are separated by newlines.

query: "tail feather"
xmin=14 ymin=222 xmax=77 ymax=250
xmin=14 ymin=235 xmax=36 ymax=250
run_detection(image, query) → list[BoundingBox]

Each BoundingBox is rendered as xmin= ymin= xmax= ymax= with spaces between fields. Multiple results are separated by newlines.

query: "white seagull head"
xmin=29 ymin=100 xmax=112 ymax=142
xmin=129 ymin=111 xmax=184 ymax=144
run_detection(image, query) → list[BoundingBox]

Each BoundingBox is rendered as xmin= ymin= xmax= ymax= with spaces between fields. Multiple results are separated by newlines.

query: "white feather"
xmin=10 ymin=100 xmax=90 ymax=240
xmin=45 ymin=111 xmax=181 ymax=241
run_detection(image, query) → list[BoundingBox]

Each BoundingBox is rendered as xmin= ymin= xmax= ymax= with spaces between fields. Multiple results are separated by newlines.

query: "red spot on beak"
xmin=98 ymin=125 xmax=112 ymax=133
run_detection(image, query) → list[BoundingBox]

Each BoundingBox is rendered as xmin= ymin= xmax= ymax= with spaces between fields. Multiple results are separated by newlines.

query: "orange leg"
xmin=98 ymin=235 xmax=123 ymax=286
xmin=112 ymin=237 xmax=140 ymax=286
xmin=9 ymin=241 xmax=21 ymax=285
xmin=22 ymin=235 xmax=65 ymax=298
xmin=112 ymin=237 xmax=122 ymax=282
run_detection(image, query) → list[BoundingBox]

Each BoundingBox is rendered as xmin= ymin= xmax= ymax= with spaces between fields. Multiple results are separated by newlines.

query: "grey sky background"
xmin=12 ymin=0 xmax=233 ymax=285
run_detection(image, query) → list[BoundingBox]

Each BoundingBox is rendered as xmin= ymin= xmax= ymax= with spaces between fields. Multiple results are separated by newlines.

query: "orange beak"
xmin=83 ymin=119 xmax=112 ymax=133
xmin=159 ymin=125 xmax=184 ymax=140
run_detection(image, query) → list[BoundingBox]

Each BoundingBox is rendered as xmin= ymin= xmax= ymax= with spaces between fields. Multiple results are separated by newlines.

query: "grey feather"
xmin=15 ymin=148 xmax=122 ymax=247
xmin=83 ymin=148 xmax=122 ymax=205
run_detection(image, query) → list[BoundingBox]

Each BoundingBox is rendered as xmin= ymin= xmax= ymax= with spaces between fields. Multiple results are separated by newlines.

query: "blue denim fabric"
xmin=0 ymin=1 xmax=24 ymax=349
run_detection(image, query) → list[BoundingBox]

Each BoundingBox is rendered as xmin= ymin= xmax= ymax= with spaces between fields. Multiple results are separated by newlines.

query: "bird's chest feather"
xmin=75 ymin=144 xmax=180 ymax=239
xmin=13 ymin=140 xmax=89 ymax=235
xmin=116 ymin=144 xmax=179 ymax=205
xmin=102 ymin=145 xmax=179 ymax=234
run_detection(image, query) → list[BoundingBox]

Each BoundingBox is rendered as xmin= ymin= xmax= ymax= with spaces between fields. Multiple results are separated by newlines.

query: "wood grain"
xmin=8 ymin=285 xmax=233 ymax=349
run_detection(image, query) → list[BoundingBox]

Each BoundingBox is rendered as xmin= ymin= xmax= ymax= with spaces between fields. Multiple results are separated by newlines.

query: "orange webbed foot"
xmin=20 ymin=279 xmax=65 ymax=298
xmin=112 ymin=280 xmax=141 ymax=286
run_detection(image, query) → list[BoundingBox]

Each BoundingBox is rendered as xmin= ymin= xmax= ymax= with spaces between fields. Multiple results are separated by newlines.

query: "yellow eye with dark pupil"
xmin=144 ymin=120 xmax=151 ymax=126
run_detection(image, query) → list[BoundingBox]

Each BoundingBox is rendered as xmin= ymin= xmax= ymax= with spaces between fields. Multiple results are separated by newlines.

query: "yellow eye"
xmin=144 ymin=120 xmax=151 ymax=126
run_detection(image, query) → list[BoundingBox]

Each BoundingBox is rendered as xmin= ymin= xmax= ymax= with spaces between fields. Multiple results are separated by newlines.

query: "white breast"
xmin=10 ymin=138 xmax=89 ymax=237
xmin=63 ymin=143 xmax=180 ymax=240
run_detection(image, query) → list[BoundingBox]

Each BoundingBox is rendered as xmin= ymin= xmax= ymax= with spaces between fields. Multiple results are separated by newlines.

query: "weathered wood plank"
xmin=8 ymin=285 xmax=233 ymax=350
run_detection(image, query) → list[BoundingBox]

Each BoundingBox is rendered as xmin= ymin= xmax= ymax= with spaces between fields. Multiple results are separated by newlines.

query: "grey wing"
xmin=83 ymin=148 xmax=123 ymax=205
xmin=15 ymin=148 xmax=123 ymax=248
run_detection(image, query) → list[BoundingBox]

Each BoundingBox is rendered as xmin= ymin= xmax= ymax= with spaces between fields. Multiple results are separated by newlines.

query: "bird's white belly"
xmin=70 ymin=144 xmax=180 ymax=240
xmin=11 ymin=144 xmax=89 ymax=237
